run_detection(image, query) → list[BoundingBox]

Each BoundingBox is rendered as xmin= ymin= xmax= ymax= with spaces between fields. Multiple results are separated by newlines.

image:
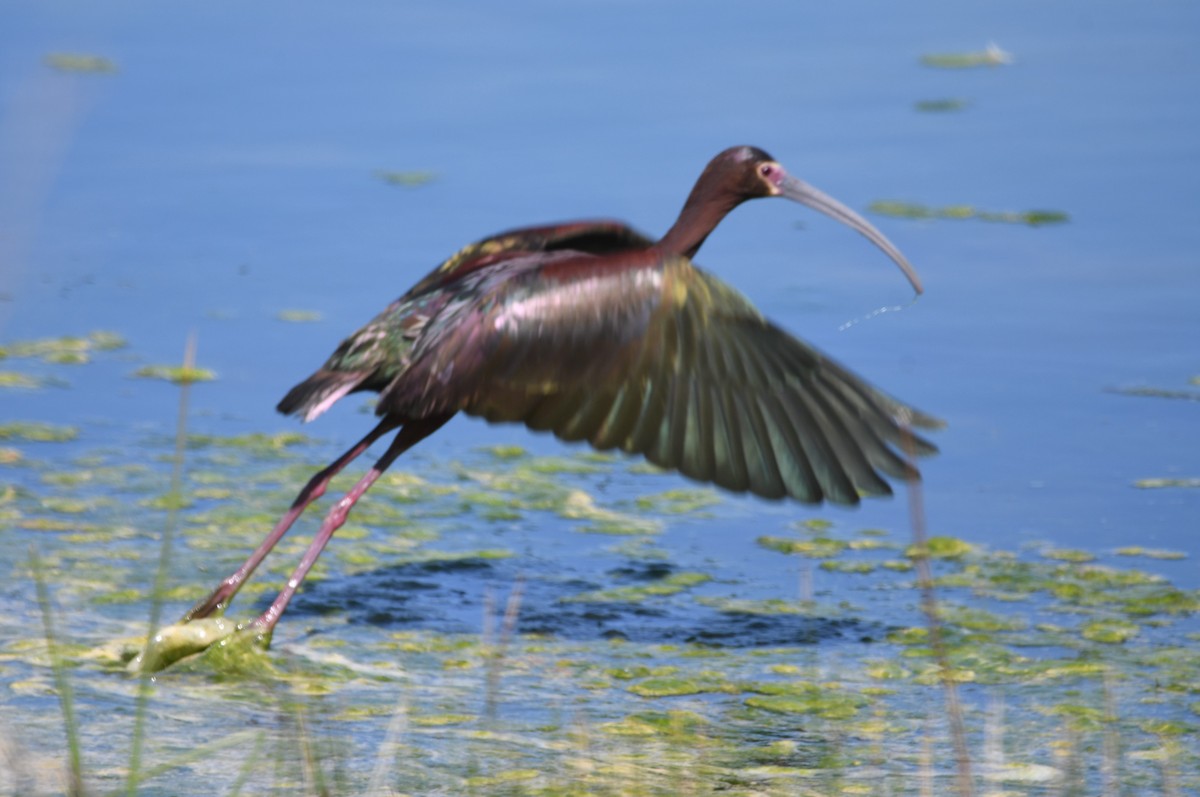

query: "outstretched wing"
xmin=277 ymin=220 xmax=656 ymax=422
xmin=381 ymin=252 xmax=942 ymax=505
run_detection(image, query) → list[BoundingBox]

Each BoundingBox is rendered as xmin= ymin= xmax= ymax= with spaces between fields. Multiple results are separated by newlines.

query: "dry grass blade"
xmin=295 ymin=704 xmax=331 ymax=797
xmin=484 ymin=576 xmax=526 ymax=719
xmin=116 ymin=730 xmax=264 ymax=795
xmin=226 ymin=731 xmax=268 ymax=797
xmin=365 ymin=697 xmax=410 ymax=797
xmin=1102 ymin=670 xmax=1120 ymax=797
xmin=127 ymin=332 xmax=198 ymax=794
xmin=30 ymin=544 xmax=84 ymax=797
xmin=901 ymin=409 xmax=974 ymax=796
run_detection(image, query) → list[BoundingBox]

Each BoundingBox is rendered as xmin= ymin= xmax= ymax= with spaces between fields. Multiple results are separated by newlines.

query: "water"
xmin=5 ymin=0 xmax=1196 ymax=570
xmin=2 ymin=1 xmax=1198 ymax=793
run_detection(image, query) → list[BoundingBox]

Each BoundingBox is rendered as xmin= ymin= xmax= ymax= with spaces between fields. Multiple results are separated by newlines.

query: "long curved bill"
xmin=777 ymin=173 xmax=923 ymax=295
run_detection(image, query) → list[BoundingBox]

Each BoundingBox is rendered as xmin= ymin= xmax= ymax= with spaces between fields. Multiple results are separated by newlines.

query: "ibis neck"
xmin=655 ymin=192 xmax=742 ymax=260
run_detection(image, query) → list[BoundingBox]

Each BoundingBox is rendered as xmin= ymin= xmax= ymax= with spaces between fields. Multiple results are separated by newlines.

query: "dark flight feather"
xmin=278 ymin=180 xmax=939 ymax=506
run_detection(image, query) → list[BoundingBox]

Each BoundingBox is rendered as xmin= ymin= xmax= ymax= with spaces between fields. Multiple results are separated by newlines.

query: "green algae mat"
xmin=1 ymin=334 xmax=1198 ymax=794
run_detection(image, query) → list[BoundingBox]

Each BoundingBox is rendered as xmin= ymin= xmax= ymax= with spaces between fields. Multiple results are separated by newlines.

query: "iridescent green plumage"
xmin=277 ymin=221 xmax=656 ymax=422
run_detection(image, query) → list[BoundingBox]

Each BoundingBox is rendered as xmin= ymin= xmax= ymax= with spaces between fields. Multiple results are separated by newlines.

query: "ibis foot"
xmin=130 ymin=616 xmax=274 ymax=674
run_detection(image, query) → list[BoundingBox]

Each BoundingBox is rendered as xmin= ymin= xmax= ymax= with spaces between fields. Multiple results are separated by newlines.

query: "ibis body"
xmin=184 ymin=145 xmax=941 ymax=639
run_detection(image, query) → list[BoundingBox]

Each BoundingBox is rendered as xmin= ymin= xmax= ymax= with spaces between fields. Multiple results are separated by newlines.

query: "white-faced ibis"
xmin=183 ymin=145 xmax=941 ymax=643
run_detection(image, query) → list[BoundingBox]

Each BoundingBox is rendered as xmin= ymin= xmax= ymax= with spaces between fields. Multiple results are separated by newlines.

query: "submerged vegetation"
xmin=2 ymin=403 xmax=1198 ymax=794
xmin=43 ymin=52 xmax=119 ymax=74
xmin=4 ymin=5 xmax=1194 ymax=792
xmin=0 ymin=421 xmax=79 ymax=442
xmin=132 ymin=364 xmax=218 ymax=384
xmin=276 ymin=309 xmax=324 ymax=323
xmin=914 ymin=98 xmax=969 ymax=113
xmin=919 ymin=43 xmax=1013 ymax=69
xmin=0 ymin=326 xmax=1197 ymax=793
xmin=0 ymin=209 xmax=1194 ymax=793
xmin=375 ymin=169 xmax=438 ymax=187
xmin=869 ymin=200 xmax=1069 ymax=227
xmin=0 ymin=331 xmax=126 ymax=365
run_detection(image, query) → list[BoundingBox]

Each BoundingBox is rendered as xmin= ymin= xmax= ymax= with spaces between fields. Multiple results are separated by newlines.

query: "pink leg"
xmin=248 ymin=414 xmax=452 ymax=639
xmin=183 ymin=416 xmax=402 ymax=621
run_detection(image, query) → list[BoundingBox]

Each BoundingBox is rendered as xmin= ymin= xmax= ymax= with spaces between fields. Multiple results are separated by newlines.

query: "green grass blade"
xmin=30 ymin=544 xmax=85 ymax=796
xmin=126 ymin=333 xmax=198 ymax=794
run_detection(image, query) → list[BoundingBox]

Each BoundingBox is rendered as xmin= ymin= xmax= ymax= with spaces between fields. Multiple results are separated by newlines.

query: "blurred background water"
xmin=2 ymin=0 xmax=1197 ymax=590
xmin=2 ymin=3 xmax=1199 ymax=793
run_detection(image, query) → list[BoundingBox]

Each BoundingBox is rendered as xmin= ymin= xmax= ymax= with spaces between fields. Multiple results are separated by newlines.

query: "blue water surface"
xmin=2 ymin=0 xmax=1197 ymax=593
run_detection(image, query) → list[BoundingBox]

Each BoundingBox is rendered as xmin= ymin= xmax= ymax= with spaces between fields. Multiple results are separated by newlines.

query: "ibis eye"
xmin=759 ymin=164 xmax=774 ymax=178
